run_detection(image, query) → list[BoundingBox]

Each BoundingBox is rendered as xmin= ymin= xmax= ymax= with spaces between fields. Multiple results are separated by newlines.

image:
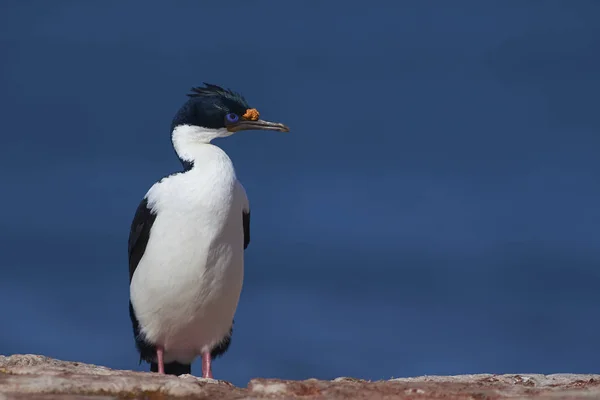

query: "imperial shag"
xmin=127 ymin=83 xmax=290 ymax=378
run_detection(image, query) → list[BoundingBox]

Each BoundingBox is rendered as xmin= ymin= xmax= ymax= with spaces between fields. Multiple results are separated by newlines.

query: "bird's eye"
xmin=225 ymin=113 xmax=239 ymax=123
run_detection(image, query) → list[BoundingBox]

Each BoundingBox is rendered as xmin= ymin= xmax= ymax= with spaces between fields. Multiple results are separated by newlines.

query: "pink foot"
xmin=156 ymin=346 xmax=165 ymax=374
xmin=201 ymin=352 xmax=213 ymax=379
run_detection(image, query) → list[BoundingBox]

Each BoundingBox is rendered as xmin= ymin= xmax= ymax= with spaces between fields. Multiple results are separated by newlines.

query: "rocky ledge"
xmin=1 ymin=355 xmax=599 ymax=399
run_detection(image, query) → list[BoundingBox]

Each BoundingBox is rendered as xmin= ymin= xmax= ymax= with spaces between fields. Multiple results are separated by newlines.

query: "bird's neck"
xmin=171 ymin=125 xmax=231 ymax=171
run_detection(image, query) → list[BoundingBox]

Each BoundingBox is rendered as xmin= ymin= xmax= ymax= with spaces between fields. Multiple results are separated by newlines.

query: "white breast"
xmin=130 ymin=144 xmax=247 ymax=364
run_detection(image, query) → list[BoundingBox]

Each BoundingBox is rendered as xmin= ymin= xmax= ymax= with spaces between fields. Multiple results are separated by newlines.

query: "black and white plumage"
xmin=127 ymin=83 xmax=289 ymax=378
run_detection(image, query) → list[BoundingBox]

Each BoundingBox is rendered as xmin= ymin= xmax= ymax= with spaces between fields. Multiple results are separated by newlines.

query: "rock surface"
xmin=1 ymin=354 xmax=600 ymax=399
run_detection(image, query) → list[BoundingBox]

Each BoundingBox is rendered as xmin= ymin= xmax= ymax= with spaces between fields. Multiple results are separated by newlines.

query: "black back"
xmin=243 ymin=210 xmax=250 ymax=249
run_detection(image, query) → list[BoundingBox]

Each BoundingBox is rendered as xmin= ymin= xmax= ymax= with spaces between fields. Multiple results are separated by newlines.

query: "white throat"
xmin=172 ymin=125 xmax=232 ymax=164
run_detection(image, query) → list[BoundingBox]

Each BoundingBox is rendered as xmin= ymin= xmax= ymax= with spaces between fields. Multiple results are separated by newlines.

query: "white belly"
xmin=130 ymin=162 xmax=246 ymax=364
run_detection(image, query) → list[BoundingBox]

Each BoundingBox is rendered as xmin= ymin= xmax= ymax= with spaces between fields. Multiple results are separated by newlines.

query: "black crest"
xmin=187 ymin=83 xmax=249 ymax=109
xmin=170 ymin=82 xmax=251 ymax=135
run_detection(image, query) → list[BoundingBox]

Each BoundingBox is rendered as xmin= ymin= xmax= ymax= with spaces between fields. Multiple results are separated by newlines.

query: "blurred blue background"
xmin=1 ymin=0 xmax=599 ymax=387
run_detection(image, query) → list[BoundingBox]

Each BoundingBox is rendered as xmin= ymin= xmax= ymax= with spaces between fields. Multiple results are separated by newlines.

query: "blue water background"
xmin=1 ymin=1 xmax=599 ymax=387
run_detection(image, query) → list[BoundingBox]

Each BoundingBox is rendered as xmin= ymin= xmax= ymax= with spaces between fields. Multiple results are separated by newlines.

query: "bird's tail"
xmin=151 ymin=361 xmax=191 ymax=376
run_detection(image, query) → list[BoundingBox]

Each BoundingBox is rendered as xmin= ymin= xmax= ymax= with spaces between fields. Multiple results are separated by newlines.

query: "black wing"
xmin=128 ymin=197 xmax=159 ymax=364
xmin=243 ymin=210 xmax=250 ymax=249
xmin=128 ymin=197 xmax=157 ymax=282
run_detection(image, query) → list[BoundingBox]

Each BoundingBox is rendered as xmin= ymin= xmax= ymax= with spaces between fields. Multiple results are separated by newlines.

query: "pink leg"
xmin=201 ymin=351 xmax=213 ymax=379
xmin=156 ymin=346 xmax=165 ymax=374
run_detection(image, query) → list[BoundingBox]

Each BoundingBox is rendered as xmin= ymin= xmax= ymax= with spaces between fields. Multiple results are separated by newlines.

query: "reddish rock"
xmin=1 ymin=354 xmax=599 ymax=399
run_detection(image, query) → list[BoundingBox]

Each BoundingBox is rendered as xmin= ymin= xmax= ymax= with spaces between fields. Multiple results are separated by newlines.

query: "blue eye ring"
xmin=225 ymin=113 xmax=239 ymax=123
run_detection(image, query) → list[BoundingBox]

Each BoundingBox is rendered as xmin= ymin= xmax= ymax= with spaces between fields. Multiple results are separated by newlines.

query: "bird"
xmin=127 ymin=83 xmax=290 ymax=378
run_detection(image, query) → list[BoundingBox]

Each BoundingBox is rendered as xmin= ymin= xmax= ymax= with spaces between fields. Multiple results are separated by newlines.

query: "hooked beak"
xmin=226 ymin=119 xmax=290 ymax=133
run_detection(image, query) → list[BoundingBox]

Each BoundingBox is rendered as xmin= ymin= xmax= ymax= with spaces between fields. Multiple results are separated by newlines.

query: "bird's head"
xmin=170 ymin=83 xmax=289 ymax=147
